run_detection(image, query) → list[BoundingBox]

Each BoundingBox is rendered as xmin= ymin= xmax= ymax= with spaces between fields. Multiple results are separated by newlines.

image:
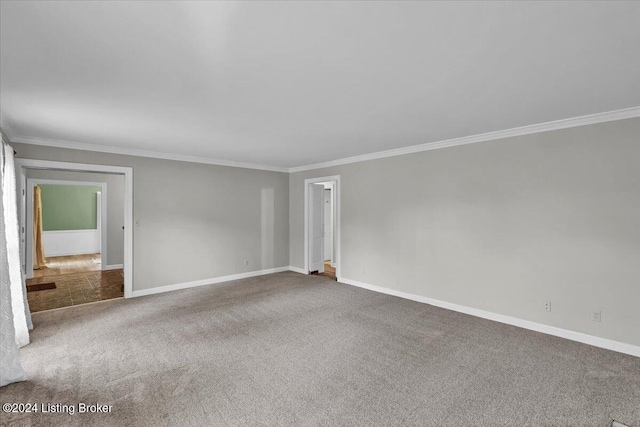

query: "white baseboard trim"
xmin=46 ymin=250 xmax=98 ymax=257
xmin=338 ymin=277 xmax=640 ymax=358
xmin=131 ymin=266 xmax=290 ymax=298
xmin=103 ymin=264 xmax=123 ymax=271
xmin=288 ymin=266 xmax=307 ymax=275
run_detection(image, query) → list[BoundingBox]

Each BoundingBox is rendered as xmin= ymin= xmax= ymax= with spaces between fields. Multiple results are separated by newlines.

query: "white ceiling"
xmin=1 ymin=1 xmax=639 ymax=170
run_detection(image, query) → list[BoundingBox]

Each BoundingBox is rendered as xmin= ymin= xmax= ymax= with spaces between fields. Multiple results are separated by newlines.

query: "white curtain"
xmin=0 ymin=139 xmax=31 ymax=387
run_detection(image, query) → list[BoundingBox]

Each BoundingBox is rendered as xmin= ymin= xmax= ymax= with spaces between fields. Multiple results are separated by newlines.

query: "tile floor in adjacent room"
xmin=26 ymin=269 xmax=124 ymax=312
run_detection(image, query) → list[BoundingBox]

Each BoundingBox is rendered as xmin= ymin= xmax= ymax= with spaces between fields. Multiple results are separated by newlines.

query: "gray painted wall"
xmin=6 ymin=118 xmax=639 ymax=347
xmin=290 ymin=118 xmax=640 ymax=347
xmin=26 ymin=170 xmax=125 ymax=266
xmin=11 ymin=142 xmax=290 ymax=292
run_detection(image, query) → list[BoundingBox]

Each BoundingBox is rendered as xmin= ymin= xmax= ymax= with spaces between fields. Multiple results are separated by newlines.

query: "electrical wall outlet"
xmin=543 ymin=301 xmax=551 ymax=312
xmin=592 ymin=311 xmax=602 ymax=322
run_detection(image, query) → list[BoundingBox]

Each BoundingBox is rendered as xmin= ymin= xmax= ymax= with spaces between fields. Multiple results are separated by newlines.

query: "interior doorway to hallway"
xmin=304 ymin=175 xmax=340 ymax=281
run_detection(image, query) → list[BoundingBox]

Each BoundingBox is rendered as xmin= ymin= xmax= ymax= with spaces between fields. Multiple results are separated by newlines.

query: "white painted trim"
xmin=15 ymin=159 xmax=133 ymax=299
xmin=338 ymin=277 xmax=640 ymax=358
xmin=288 ymin=266 xmax=307 ymax=275
xmin=18 ymin=164 xmax=26 ymax=275
xmin=329 ymin=182 xmax=337 ymax=268
xmin=131 ymin=267 xmax=290 ymax=298
xmin=26 ymin=179 xmax=107 ymax=186
xmin=96 ymin=190 xmax=102 ymax=261
xmin=26 ymin=178 xmax=107 ymax=277
xmin=104 ymin=264 xmax=123 ymax=271
xmin=5 ymin=107 xmax=639 ymax=174
xmin=43 ymin=250 xmax=99 ymax=257
xmin=304 ymin=175 xmax=341 ymax=278
xmin=43 ymin=229 xmax=99 ymax=234
xmin=289 ymin=106 xmax=640 ymax=173
xmin=9 ymin=134 xmax=288 ymax=173
xmin=42 ymin=229 xmax=101 ymax=257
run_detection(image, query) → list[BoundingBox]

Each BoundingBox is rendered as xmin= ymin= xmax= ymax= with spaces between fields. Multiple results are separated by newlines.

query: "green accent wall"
xmin=39 ymin=184 xmax=101 ymax=231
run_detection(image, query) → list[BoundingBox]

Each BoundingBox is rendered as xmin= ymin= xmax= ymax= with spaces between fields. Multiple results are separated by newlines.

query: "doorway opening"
xmin=27 ymin=178 xmax=108 ymax=279
xmin=15 ymin=159 xmax=133 ymax=312
xmin=304 ymin=175 xmax=340 ymax=281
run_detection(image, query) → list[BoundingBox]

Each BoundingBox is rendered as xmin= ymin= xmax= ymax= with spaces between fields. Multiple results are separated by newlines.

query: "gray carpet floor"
xmin=1 ymin=271 xmax=639 ymax=426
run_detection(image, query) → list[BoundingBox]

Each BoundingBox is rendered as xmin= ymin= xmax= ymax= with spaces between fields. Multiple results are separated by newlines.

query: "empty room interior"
xmin=0 ymin=1 xmax=639 ymax=426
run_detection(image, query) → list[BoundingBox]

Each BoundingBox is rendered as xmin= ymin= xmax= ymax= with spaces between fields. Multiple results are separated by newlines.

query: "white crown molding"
xmin=288 ymin=106 xmax=640 ymax=173
xmin=338 ymin=276 xmax=640 ymax=358
xmin=3 ymin=106 xmax=639 ymax=174
xmin=7 ymin=134 xmax=289 ymax=173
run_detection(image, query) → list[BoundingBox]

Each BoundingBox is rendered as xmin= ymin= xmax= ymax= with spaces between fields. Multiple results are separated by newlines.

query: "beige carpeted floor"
xmin=1 ymin=272 xmax=639 ymax=426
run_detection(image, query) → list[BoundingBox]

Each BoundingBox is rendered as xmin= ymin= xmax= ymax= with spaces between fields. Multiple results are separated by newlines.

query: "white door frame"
xmin=304 ymin=175 xmax=341 ymax=279
xmin=15 ymin=159 xmax=134 ymax=298
xmin=327 ymin=182 xmax=337 ymax=268
xmin=26 ymin=178 xmax=107 ymax=278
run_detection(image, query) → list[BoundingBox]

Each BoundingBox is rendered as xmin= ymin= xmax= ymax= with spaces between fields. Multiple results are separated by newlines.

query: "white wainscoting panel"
xmin=43 ymin=229 xmax=100 ymax=257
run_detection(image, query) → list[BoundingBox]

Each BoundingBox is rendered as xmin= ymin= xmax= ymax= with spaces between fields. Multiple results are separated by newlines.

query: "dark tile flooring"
xmin=26 ymin=269 xmax=124 ymax=312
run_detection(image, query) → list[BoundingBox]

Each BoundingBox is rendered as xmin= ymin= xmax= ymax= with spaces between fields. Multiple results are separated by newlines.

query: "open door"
xmin=308 ymin=183 xmax=325 ymax=273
